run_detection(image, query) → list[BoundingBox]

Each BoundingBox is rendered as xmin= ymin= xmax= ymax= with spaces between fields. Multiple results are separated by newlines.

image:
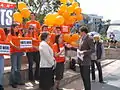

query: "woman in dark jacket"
xmin=91 ymin=35 xmax=105 ymax=83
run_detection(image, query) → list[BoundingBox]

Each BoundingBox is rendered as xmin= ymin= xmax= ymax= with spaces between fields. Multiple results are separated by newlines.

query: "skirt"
xmin=40 ymin=68 xmax=54 ymax=90
xmin=55 ymin=62 xmax=64 ymax=80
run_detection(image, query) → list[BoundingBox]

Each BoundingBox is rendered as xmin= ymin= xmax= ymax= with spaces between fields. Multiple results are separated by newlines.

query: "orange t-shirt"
xmin=49 ymin=33 xmax=56 ymax=44
xmin=0 ymin=28 xmax=7 ymax=56
xmin=25 ymin=20 xmax=41 ymax=33
xmin=0 ymin=28 xmax=6 ymax=41
xmin=6 ymin=34 xmax=22 ymax=53
xmin=52 ymin=43 xmax=65 ymax=63
xmin=25 ymin=32 xmax=39 ymax=52
xmin=25 ymin=30 xmax=39 ymax=39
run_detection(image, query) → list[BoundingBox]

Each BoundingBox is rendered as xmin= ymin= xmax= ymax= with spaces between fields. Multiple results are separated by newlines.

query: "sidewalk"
xmin=4 ymin=59 xmax=119 ymax=90
xmin=63 ymin=79 xmax=120 ymax=90
xmin=4 ymin=70 xmax=80 ymax=90
xmin=64 ymin=59 xmax=120 ymax=90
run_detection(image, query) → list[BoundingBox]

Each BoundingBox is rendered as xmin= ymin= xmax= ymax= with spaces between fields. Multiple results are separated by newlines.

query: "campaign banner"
xmin=0 ymin=2 xmax=16 ymax=27
xmin=20 ymin=40 xmax=32 ymax=48
xmin=0 ymin=44 xmax=10 ymax=55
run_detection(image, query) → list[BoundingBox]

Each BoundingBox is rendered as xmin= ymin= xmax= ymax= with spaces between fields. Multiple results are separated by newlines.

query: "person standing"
xmin=25 ymin=12 xmax=41 ymax=34
xmin=25 ymin=12 xmax=41 ymax=82
xmin=91 ymin=35 xmax=105 ymax=83
xmin=0 ymin=28 xmax=6 ymax=90
xmin=39 ymin=32 xmax=56 ymax=90
xmin=108 ymin=32 xmax=117 ymax=48
xmin=54 ymin=26 xmax=62 ymax=35
xmin=8 ymin=24 xmax=24 ymax=88
xmin=41 ymin=24 xmax=49 ymax=33
xmin=52 ymin=35 xmax=65 ymax=90
xmin=77 ymin=26 xmax=95 ymax=90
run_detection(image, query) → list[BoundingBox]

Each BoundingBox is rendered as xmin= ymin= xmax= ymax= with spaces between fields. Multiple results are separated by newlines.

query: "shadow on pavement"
xmin=92 ymin=82 xmax=120 ymax=90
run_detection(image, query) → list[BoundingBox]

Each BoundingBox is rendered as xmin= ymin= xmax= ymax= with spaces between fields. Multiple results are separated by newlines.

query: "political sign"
xmin=0 ymin=2 xmax=16 ymax=27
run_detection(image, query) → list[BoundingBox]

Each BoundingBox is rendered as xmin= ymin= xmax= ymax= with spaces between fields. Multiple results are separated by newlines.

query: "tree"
xmin=52 ymin=0 xmax=61 ymax=12
xmin=8 ymin=0 xmax=59 ymax=23
xmin=8 ymin=0 xmax=81 ymax=23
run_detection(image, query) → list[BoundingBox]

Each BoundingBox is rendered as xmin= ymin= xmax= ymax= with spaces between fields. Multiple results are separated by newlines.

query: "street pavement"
xmin=63 ymin=59 xmax=120 ymax=90
xmin=63 ymin=79 xmax=120 ymax=90
xmin=4 ymin=59 xmax=120 ymax=90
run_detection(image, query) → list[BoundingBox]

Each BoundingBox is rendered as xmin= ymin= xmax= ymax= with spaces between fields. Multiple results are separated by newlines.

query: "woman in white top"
xmin=39 ymin=32 xmax=56 ymax=90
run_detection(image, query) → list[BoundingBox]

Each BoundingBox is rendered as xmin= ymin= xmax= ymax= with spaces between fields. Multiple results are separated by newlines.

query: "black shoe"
xmin=10 ymin=84 xmax=17 ymax=88
xmin=17 ymin=82 xmax=25 ymax=85
xmin=56 ymin=88 xmax=63 ymax=90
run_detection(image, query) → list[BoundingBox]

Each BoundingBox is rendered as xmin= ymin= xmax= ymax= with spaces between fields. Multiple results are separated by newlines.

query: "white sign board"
xmin=20 ymin=40 xmax=32 ymax=48
xmin=0 ymin=44 xmax=10 ymax=54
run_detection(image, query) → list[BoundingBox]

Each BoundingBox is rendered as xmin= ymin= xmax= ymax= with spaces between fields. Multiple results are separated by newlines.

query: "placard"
xmin=0 ymin=44 xmax=10 ymax=55
xmin=0 ymin=2 xmax=16 ymax=27
xmin=20 ymin=40 xmax=32 ymax=48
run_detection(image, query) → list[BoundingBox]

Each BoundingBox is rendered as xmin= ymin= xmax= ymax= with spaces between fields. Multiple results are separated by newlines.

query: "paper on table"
xmin=77 ymin=49 xmax=84 ymax=61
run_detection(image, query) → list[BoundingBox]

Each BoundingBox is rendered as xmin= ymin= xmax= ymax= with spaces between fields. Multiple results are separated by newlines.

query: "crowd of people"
xmin=0 ymin=12 xmax=106 ymax=90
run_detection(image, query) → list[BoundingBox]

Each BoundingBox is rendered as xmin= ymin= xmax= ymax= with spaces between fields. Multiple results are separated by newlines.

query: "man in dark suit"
xmin=78 ymin=26 xmax=95 ymax=90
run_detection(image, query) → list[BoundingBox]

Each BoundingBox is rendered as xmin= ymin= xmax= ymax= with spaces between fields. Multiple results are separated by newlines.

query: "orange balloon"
xmin=72 ymin=2 xmax=79 ymax=8
xmin=44 ymin=19 xmax=51 ymax=26
xmin=64 ymin=19 xmax=73 ymax=26
xmin=63 ymin=34 xmax=71 ymax=43
xmin=74 ymin=7 xmax=82 ymax=15
xmin=69 ymin=0 xmax=74 ymax=3
xmin=59 ymin=4 xmax=67 ymax=12
xmin=13 ymin=12 xmax=23 ymax=23
xmin=76 ymin=14 xmax=83 ymax=21
xmin=60 ymin=0 xmax=67 ymax=4
xmin=64 ymin=16 xmax=76 ymax=25
xmin=70 ymin=33 xmax=80 ymax=42
xmin=63 ymin=16 xmax=76 ymax=25
xmin=44 ymin=13 xmax=59 ymax=26
xmin=70 ymin=42 xmax=78 ymax=47
xmin=70 ymin=16 xmax=77 ymax=21
xmin=18 ymin=2 xmax=27 ymax=11
xmin=45 ymin=13 xmax=58 ymax=20
xmin=53 ymin=12 xmax=59 ymax=17
xmin=62 ymin=11 xmax=70 ymax=19
xmin=67 ymin=5 xmax=74 ymax=13
xmin=55 ymin=15 xmax=64 ymax=26
xmin=21 ymin=8 xmax=30 ymax=18
xmin=49 ymin=33 xmax=56 ymax=44
xmin=58 ymin=9 xmax=63 ymax=15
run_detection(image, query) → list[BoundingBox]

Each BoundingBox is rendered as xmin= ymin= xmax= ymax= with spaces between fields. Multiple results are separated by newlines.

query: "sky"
xmin=78 ymin=0 xmax=120 ymax=20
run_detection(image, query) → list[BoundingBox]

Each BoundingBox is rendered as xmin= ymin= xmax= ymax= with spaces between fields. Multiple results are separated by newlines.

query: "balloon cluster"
xmin=63 ymin=33 xmax=80 ymax=47
xmin=44 ymin=0 xmax=83 ymax=26
xmin=13 ymin=2 xmax=31 ymax=23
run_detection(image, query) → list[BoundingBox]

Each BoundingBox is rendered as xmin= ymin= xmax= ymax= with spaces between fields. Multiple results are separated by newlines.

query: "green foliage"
xmin=52 ymin=0 xmax=61 ymax=12
xmin=101 ymin=35 xmax=108 ymax=41
xmin=8 ymin=0 xmax=60 ymax=23
xmin=7 ymin=0 xmax=81 ymax=23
